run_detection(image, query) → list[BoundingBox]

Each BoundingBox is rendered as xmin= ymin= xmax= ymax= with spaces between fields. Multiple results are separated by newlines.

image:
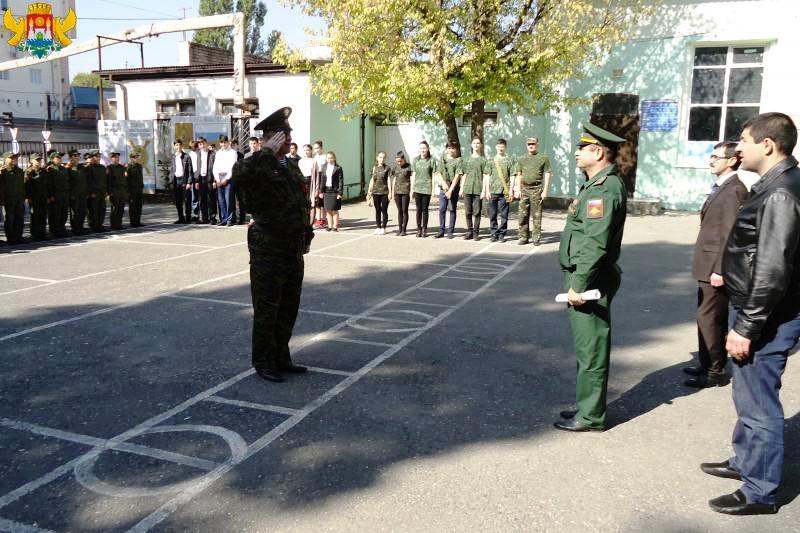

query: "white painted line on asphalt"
xmin=0 ymin=306 xmax=118 ymax=342
xmin=109 ymin=240 xmax=217 ymax=249
xmin=308 ymin=233 xmax=371 ymax=255
xmin=179 ymin=270 xmax=249 ymax=291
xmin=418 ymin=287 xmax=473 ymax=294
xmin=305 ymin=366 xmax=355 ymax=377
xmin=438 ymin=275 xmax=493 ymax=282
xmin=390 ymin=299 xmax=455 ymax=308
xmin=164 ymin=294 xmax=356 ymax=321
xmin=0 ymin=418 xmax=218 ymax=472
xmin=350 ymin=315 xmax=428 ymax=326
xmin=326 ymin=337 xmax=398 ymax=348
xmin=0 ymin=517 xmax=57 ymax=533
xmin=0 ymin=274 xmax=58 ymax=283
xmin=203 ymin=396 xmax=301 ymax=417
xmin=307 ymin=254 xmax=452 ymax=268
xmin=127 ymin=242 xmax=539 ymax=532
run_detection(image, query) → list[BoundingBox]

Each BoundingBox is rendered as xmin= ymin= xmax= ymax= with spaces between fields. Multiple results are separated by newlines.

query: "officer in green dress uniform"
xmin=66 ymin=149 xmax=89 ymax=235
xmin=513 ymin=137 xmax=552 ymax=245
xmin=86 ymin=151 xmax=108 ymax=232
xmin=0 ymin=151 xmax=26 ymax=244
xmin=25 ymin=153 xmax=49 ymax=241
xmin=555 ymin=122 xmax=627 ymax=432
xmin=45 ymin=151 xmax=70 ymax=237
xmin=460 ymin=138 xmax=491 ymax=240
xmin=233 ymin=106 xmax=314 ymax=383
xmin=127 ymin=152 xmax=145 ymax=227
xmin=107 ymin=151 xmax=128 ymax=230
xmin=484 ymin=138 xmax=515 ymax=242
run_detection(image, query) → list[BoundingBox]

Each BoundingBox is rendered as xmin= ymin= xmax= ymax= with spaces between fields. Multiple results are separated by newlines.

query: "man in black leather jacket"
xmin=701 ymin=112 xmax=800 ymax=516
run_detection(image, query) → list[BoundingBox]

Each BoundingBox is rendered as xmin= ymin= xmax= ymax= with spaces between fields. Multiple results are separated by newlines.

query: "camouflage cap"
xmin=1 ymin=151 xmax=19 ymax=159
xmin=30 ymin=152 xmax=43 ymax=160
xmin=83 ymin=152 xmax=93 ymax=160
xmin=254 ymin=106 xmax=292 ymax=132
xmin=578 ymin=122 xmax=626 ymax=149
xmin=48 ymin=150 xmax=63 ymax=159
xmin=109 ymin=151 xmax=120 ymax=157
xmin=68 ymin=149 xmax=80 ymax=157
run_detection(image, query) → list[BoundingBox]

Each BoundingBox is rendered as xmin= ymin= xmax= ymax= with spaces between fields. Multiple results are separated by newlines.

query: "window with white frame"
xmin=156 ymin=99 xmax=196 ymax=116
xmin=30 ymin=68 xmax=42 ymax=84
xmin=688 ymin=46 xmax=764 ymax=142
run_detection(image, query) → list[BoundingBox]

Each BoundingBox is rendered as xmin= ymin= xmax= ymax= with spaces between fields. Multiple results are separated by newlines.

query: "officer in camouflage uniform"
xmin=66 ymin=149 xmax=88 ymax=235
xmin=107 ymin=151 xmax=128 ymax=230
xmin=127 ymin=152 xmax=145 ymax=227
xmin=1 ymin=151 xmax=26 ymax=244
xmin=513 ymin=137 xmax=552 ymax=246
xmin=484 ymin=138 xmax=515 ymax=242
xmin=25 ymin=153 xmax=49 ymax=241
xmin=86 ymin=151 xmax=108 ymax=232
xmin=232 ymin=106 xmax=314 ymax=383
xmin=46 ymin=151 xmax=70 ymax=237
xmin=555 ymin=122 xmax=627 ymax=432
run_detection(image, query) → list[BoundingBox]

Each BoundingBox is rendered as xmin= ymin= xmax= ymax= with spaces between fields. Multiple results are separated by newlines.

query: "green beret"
xmin=254 ymin=106 xmax=292 ymax=132
xmin=578 ymin=122 xmax=626 ymax=149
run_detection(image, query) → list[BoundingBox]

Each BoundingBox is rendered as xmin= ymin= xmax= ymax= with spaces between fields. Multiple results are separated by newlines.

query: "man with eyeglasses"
xmin=512 ymin=137 xmax=552 ymax=245
xmin=554 ymin=122 xmax=626 ymax=432
xmin=685 ymin=142 xmax=747 ymax=389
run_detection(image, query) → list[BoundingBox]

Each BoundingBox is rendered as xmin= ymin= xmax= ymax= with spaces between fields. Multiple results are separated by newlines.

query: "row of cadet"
xmin=0 ymin=149 xmax=145 ymax=246
xmin=363 ymin=137 xmax=552 ymax=243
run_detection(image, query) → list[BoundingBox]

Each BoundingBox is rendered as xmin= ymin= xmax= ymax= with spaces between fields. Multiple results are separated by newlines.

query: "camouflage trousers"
xmin=248 ymin=224 xmax=305 ymax=371
xmin=518 ymin=185 xmax=544 ymax=242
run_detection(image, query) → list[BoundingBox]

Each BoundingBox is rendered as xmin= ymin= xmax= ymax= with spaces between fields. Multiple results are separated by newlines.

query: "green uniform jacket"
xmin=370 ymin=165 xmax=390 ymax=195
xmin=47 ymin=164 xmax=70 ymax=197
xmin=24 ymin=167 xmax=48 ymax=199
xmin=461 ymin=155 xmax=489 ymax=195
xmin=107 ymin=163 xmax=128 ymax=196
xmin=390 ymin=163 xmax=413 ymax=195
xmin=558 ymin=165 xmax=627 ymax=293
xmin=488 ymin=155 xmax=515 ymax=195
xmin=86 ymin=163 xmax=108 ymax=196
xmin=439 ymin=156 xmax=463 ymax=193
xmin=411 ymin=156 xmax=437 ymax=195
xmin=233 ymin=149 xmax=313 ymax=252
xmin=68 ymin=164 xmax=88 ymax=199
xmin=0 ymin=165 xmax=25 ymax=202
xmin=515 ymin=153 xmax=551 ymax=187
xmin=127 ymin=163 xmax=144 ymax=193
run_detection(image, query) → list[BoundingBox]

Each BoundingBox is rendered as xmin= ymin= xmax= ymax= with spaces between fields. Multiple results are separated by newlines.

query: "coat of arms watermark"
xmin=3 ymin=3 xmax=77 ymax=59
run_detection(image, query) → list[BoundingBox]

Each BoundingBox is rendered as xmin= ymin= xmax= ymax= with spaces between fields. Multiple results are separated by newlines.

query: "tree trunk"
xmin=470 ymin=99 xmax=485 ymax=153
xmin=443 ymin=101 xmax=462 ymax=157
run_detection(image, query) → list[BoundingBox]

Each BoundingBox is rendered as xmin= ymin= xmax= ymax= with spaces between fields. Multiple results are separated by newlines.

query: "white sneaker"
xmin=373 ymin=228 xmax=380 ymax=235
xmin=378 ymin=228 xmax=385 ymax=235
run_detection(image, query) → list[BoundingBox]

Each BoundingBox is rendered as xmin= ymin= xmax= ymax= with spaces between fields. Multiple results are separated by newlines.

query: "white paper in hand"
xmin=554 ymin=289 xmax=602 ymax=303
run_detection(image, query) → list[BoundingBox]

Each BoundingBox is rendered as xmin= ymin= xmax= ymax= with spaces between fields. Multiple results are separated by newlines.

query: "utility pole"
xmin=179 ymin=7 xmax=190 ymax=41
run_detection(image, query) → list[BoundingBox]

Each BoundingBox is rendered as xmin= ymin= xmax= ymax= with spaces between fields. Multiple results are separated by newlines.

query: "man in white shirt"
xmin=212 ymin=135 xmax=239 ymax=226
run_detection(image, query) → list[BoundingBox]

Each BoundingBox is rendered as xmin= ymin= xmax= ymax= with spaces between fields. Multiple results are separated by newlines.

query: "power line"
xmin=98 ymin=0 xmax=181 ymax=19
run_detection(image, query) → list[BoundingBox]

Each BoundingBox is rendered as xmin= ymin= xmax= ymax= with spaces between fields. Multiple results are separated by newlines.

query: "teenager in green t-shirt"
xmin=411 ymin=140 xmax=437 ymax=237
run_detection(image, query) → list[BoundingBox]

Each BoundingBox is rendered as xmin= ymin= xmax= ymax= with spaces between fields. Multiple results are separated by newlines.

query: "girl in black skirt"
xmin=318 ymin=151 xmax=344 ymax=231
xmin=368 ymin=151 xmax=391 ymax=234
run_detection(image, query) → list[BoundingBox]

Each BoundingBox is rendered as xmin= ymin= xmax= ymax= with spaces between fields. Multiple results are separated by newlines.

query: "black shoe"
xmin=401 ymin=231 xmax=407 ymax=236
xmin=685 ymin=373 xmax=730 ymax=388
xmin=209 ymin=219 xmax=218 ymax=225
xmin=416 ymin=229 xmax=422 ymax=238
xmin=499 ymin=236 xmax=506 ymax=243
xmin=255 ymin=367 xmax=284 ymax=383
xmin=279 ymin=363 xmax=308 ymax=374
xmin=709 ymin=490 xmax=778 ymax=515
xmin=683 ymin=366 xmax=706 ymax=377
xmin=226 ymin=222 xmax=235 ymax=226
xmin=554 ymin=418 xmax=605 ymax=432
xmin=559 ymin=409 xmax=577 ymax=419
xmin=490 ymin=235 xmax=498 ymax=242
xmin=174 ymin=219 xmax=185 ymax=224
xmin=700 ymin=460 xmax=741 ymax=480
xmin=435 ymin=231 xmax=445 ymax=239
xmin=474 ymin=234 xmax=481 ymax=242
xmin=532 ymin=239 xmax=541 ymax=246
xmin=464 ymin=232 xmax=473 ymax=240
xmin=238 ymin=220 xmax=246 ymax=225
xmin=217 ymin=221 xmax=227 ymax=226
xmin=422 ymin=229 xmax=428 ymax=238
xmin=191 ymin=220 xmax=202 ymax=224
xmin=447 ymin=232 xmax=454 ymax=239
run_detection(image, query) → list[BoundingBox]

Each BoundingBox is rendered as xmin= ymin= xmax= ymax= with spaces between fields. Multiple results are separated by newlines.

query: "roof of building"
xmin=93 ymin=62 xmax=292 ymax=81
xmin=71 ymin=86 xmax=116 ymax=107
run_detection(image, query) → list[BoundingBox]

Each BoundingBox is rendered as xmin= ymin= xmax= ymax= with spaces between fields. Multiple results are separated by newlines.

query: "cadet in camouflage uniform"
xmin=66 ymin=150 xmax=88 ymax=234
xmin=86 ymin=151 xmax=108 ymax=232
xmin=460 ymin=137 xmax=490 ymax=241
xmin=484 ymin=138 xmax=515 ymax=242
xmin=127 ymin=152 xmax=145 ymax=227
xmin=233 ymin=106 xmax=314 ymax=383
xmin=555 ymin=122 xmax=627 ymax=433
xmin=513 ymin=137 xmax=552 ymax=245
xmin=389 ymin=152 xmax=413 ymax=236
xmin=436 ymin=141 xmax=463 ymax=239
xmin=410 ymin=140 xmax=437 ymax=237
xmin=46 ymin=151 xmax=70 ymax=237
xmin=107 ymin=151 xmax=128 ymax=230
xmin=1 ymin=152 xmax=26 ymax=244
xmin=25 ymin=153 xmax=49 ymax=241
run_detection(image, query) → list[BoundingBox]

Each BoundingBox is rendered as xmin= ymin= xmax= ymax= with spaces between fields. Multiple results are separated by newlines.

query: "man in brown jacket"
xmin=685 ymin=141 xmax=748 ymax=388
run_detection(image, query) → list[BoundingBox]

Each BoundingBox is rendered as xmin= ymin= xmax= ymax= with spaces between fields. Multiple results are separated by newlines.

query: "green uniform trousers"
xmin=566 ymin=265 xmax=621 ymax=428
xmin=518 ymin=184 xmax=544 ymax=242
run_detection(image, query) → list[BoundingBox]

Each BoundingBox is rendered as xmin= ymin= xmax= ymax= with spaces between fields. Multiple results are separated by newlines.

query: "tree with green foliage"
xmin=193 ymin=0 xmax=281 ymax=58
xmin=277 ymin=0 xmax=651 ymax=151
xmin=71 ymin=72 xmax=107 ymax=88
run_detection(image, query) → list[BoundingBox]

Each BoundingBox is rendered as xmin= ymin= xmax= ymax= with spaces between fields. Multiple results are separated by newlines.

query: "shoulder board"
xmin=593 ymin=175 xmax=608 ymax=186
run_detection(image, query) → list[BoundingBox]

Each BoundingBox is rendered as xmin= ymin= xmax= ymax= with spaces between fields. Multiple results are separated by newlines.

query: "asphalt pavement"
xmin=0 ymin=200 xmax=798 ymax=532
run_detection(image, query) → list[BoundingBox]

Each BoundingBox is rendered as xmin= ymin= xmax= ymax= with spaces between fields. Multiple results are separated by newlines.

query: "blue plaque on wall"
xmin=641 ymin=100 xmax=679 ymax=132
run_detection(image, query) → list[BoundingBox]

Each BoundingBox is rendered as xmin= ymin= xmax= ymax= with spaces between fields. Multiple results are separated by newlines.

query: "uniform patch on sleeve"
xmin=587 ymin=198 xmax=604 ymax=218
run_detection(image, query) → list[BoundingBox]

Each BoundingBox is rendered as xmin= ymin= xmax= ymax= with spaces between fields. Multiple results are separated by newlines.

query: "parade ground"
xmin=1 ymin=201 xmax=800 ymax=533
